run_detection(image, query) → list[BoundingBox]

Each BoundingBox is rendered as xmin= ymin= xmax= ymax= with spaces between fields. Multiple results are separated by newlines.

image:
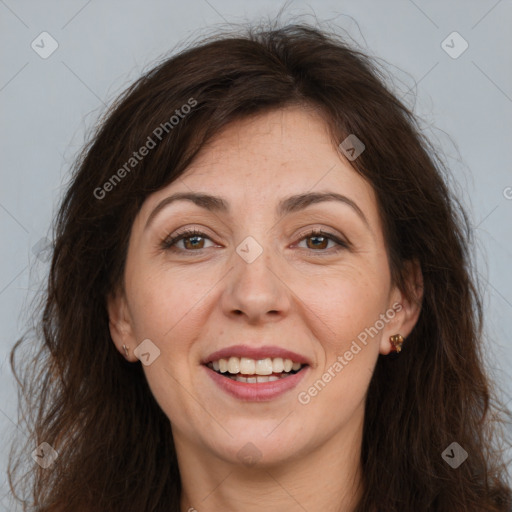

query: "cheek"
xmin=294 ymin=267 xmax=386 ymax=425
xmin=302 ymin=262 xmax=390 ymax=353
xmin=125 ymin=265 xmax=215 ymax=428
xmin=126 ymin=264 xmax=213 ymax=344
xmin=296 ymin=353 xmax=375 ymax=436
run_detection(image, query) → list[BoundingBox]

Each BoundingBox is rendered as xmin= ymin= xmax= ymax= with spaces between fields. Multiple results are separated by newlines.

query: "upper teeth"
xmin=210 ymin=357 xmax=302 ymax=375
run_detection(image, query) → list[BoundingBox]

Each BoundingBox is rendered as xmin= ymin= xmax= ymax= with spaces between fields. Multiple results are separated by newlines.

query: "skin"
xmin=108 ymin=105 xmax=423 ymax=512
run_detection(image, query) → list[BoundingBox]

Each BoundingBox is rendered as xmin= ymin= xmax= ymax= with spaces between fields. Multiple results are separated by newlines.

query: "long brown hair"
xmin=8 ymin=19 xmax=512 ymax=512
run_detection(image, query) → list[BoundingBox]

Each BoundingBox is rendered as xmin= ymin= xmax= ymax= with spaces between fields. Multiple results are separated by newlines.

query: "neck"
xmin=175 ymin=415 xmax=365 ymax=512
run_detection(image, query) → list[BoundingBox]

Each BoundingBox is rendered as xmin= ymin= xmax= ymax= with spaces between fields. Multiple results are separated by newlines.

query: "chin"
xmin=206 ymin=424 xmax=309 ymax=468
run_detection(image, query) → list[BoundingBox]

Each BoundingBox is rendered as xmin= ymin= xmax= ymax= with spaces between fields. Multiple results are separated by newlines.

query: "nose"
xmin=220 ymin=242 xmax=291 ymax=325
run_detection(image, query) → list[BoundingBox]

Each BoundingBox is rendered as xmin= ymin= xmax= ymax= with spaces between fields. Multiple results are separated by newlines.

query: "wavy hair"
xmin=8 ymin=19 xmax=512 ymax=512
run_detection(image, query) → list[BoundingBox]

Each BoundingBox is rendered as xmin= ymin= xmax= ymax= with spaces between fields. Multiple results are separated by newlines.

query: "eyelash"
xmin=160 ymin=228 xmax=349 ymax=254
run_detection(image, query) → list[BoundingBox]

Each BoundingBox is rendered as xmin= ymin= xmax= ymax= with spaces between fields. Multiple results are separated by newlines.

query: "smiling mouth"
xmin=205 ymin=356 xmax=307 ymax=383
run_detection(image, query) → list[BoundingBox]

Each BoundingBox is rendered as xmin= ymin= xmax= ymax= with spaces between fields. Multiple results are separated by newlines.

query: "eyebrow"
xmin=144 ymin=191 xmax=370 ymax=230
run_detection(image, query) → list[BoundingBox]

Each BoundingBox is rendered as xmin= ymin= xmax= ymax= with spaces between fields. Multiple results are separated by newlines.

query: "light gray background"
xmin=1 ymin=0 xmax=511 ymax=508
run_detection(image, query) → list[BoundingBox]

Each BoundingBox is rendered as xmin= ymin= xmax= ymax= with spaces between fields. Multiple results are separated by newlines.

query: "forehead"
xmin=187 ymin=107 xmax=335 ymax=175
xmin=182 ymin=107 xmax=373 ymax=200
xmin=138 ymin=106 xmax=382 ymax=234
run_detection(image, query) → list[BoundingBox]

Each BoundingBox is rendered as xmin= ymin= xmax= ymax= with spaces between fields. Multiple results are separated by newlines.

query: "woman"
xmin=8 ymin=21 xmax=512 ymax=512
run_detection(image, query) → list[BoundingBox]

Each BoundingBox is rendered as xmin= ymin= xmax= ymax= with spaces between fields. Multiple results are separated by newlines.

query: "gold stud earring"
xmin=123 ymin=344 xmax=129 ymax=357
xmin=389 ymin=334 xmax=404 ymax=353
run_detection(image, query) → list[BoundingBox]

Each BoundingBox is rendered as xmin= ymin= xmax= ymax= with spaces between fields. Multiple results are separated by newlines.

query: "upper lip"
xmin=203 ymin=344 xmax=311 ymax=366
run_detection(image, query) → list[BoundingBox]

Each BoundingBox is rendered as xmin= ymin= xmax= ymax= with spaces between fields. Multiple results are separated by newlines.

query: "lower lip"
xmin=203 ymin=365 xmax=309 ymax=402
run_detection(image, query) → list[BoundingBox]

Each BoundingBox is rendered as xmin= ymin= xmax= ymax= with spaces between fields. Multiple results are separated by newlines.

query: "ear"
xmin=106 ymin=287 xmax=138 ymax=362
xmin=379 ymin=259 xmax=423 ymax=355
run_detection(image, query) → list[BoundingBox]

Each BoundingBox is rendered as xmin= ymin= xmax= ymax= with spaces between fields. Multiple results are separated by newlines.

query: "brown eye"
xmin=305 ymin=234 xmax=329 ymax=250
xmin=296 ymin=229 xmax=349 ymax=253
xmin=161 ymin=229 xmax=213 ymax=251
xmin=181 ymin=235 xmax=206 ymax=250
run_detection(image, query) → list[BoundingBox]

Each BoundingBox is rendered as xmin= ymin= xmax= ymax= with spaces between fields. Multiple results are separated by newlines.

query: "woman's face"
xmin=108 ymin=106 xmax=420 ymax=468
